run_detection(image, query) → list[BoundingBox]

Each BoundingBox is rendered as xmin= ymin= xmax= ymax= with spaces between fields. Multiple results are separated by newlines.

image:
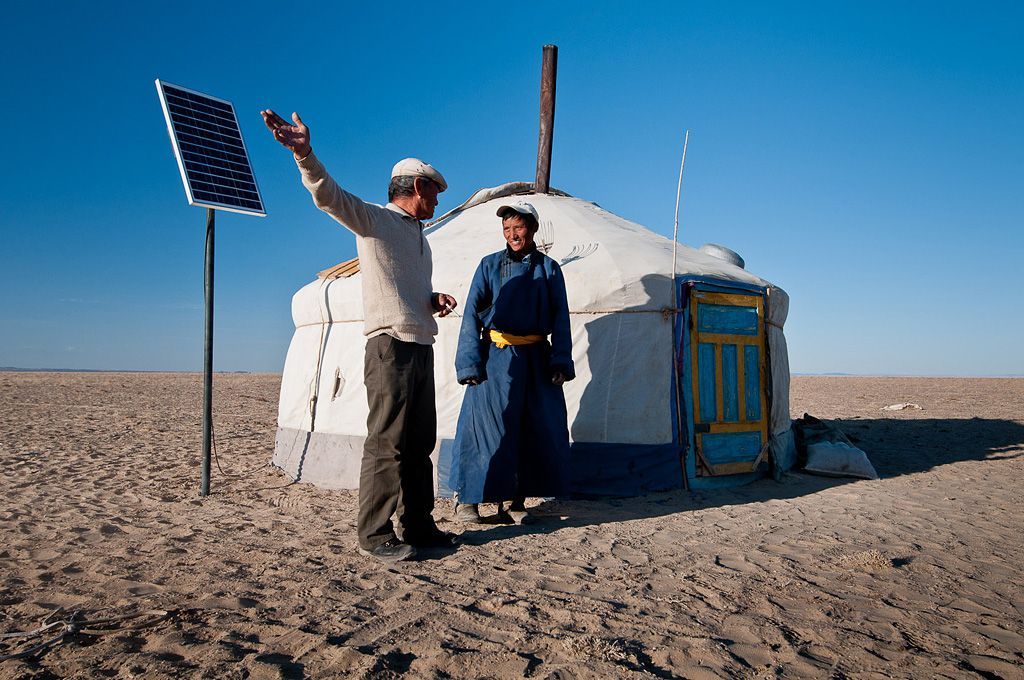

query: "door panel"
xmin=697 ymin=304 xmax=759 ymax=335
xmin=697 ymin=343 xmax=717 ymax=422
xmin=690 ymin=291 xmax=769 ymax=476
xmin=722 ymin=344 xmax=739 ymax=422
xmin=744 ymin=345 xmax=761 ymax=421
xmin=701 ymin=431 xmax=763 ymax=470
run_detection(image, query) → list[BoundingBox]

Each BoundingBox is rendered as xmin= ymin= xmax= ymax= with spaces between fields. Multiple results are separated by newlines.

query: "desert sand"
xmin=1 ymin=373 xmax=1022 ymax=678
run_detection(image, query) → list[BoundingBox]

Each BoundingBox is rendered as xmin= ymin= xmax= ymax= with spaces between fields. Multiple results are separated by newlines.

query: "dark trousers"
xmin=358 ymin=334 xmax=438 ymax=550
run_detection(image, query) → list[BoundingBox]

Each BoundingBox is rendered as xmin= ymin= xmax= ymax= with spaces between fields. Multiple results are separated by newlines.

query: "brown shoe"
xmin=508 ymin=509 xmax=531 ymax=525
xmin=507 ymin=497 xmax=531 ymax=525
xmin=456 ymin=503 xmax=483 ymax=524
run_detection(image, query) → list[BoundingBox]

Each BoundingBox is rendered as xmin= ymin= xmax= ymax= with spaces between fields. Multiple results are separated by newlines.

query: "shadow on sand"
xmin=456 ymin=417 xmax=1024 ymax=547
xmin=824 ymin=417 xmax=1024 ymax=476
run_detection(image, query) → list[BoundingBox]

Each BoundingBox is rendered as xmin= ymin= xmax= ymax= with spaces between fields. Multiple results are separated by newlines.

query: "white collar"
xmin=386 ymin=202 xmax=417 ymax=220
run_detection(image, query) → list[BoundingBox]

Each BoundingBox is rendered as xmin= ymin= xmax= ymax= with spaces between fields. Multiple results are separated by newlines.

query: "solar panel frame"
xmin=156 ymin=79 xmax=266 ymax=217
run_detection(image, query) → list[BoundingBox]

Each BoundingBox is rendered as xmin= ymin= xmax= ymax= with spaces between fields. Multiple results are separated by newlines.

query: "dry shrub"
xmin=562 ymin=634 xmax=631 ymax=663
xmin=836 ymin=549 xmax=894 ymax=572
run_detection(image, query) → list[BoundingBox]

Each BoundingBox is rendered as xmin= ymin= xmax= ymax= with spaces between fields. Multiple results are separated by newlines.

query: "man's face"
xmin=503 ymin=214 xmax=535 ymax=253
xmin=411 ymin=178 xmax=440 ymax=220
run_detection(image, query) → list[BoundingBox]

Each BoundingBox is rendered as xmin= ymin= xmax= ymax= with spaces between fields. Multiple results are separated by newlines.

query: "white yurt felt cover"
xmin=274 ymin=184 xmax=792 ymax=495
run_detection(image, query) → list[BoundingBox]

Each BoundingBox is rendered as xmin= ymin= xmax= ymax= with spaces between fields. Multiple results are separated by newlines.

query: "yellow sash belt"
xmin=489 ymin=330 xmax=546 ymax=349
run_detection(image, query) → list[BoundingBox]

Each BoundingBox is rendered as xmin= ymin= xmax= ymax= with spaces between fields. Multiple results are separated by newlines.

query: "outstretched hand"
xmin=261 ymin=109 xmax=311 ymax=160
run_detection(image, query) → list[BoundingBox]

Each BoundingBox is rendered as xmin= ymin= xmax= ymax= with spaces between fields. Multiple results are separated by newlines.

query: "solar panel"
xmin=156 ymin=79 xmax=265 ymax=217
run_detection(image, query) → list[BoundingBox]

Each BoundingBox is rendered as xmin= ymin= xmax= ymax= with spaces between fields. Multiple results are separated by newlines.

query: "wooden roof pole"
xmin=535 ymin=44 xmax=558 ymax=194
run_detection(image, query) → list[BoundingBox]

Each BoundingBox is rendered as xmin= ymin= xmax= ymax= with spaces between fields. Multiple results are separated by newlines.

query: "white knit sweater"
xmin=296 ymin=152 xmax=438 ymax=345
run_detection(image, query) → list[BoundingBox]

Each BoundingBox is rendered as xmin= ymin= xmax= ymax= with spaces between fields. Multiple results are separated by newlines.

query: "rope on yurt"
xmin=279 ymin=275 xmax=334 ymax=483
xmin=308 ymin=275 xmax=332 ymax=434
xmin=671 ymin=130 xmax=691 ymax=491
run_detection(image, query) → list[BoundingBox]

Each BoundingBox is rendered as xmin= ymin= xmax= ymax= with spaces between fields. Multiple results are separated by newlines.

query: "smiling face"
xmin=503 ymin=213 xmax=537 ymax=253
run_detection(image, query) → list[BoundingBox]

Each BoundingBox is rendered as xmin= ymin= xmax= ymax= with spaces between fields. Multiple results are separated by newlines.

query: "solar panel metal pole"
xmin=200 ymin=207 xmax=215 ymax=496
xmin=155 ymin=80 xmax=267 ymax=498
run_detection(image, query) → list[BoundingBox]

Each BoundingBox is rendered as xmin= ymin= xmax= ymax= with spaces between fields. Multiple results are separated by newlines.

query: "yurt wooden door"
xmin=688 ymin=290 xmax=769 ymax=476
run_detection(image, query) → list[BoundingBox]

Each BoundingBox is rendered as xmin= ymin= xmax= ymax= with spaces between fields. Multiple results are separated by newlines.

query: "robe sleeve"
xmin=549 ymin=261 xmax=575 ymax=380
xmin=455 ymin=260 xmax=491 ymax=383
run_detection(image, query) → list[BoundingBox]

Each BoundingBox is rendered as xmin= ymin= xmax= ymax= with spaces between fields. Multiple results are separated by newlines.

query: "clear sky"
xmin=1 ymin=1 xmax=1021 ymax=375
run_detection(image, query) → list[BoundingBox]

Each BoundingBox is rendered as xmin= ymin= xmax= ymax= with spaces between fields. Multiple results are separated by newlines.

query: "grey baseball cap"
xmin=496 ymin=200 xmax=539 ymax=220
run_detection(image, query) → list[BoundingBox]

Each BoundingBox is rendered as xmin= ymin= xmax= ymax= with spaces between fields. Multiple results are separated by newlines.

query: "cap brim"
xmin=496 ymin=205 xmax=528 ymax=218
xmin=407 ymin=174 xmax=446 ymax=192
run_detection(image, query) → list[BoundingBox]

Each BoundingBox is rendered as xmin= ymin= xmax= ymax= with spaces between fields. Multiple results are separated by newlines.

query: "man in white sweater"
xmin=262 ymin=110 xmax=457 ymax=563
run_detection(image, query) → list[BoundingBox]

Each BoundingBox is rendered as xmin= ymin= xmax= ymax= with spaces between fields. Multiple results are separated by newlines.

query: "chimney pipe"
xmin=535 ymin=44 xmax=558 ymax=194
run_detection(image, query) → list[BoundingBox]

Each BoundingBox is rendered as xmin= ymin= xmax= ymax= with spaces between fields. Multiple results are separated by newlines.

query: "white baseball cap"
xmin=391 ymin=158 xmax=447 ymax=192
xmin=496 ymin=200 xmax=539 ymax=220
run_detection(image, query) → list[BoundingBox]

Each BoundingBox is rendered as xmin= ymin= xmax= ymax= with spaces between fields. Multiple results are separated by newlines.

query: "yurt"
xmin=273 ymin=181 xmax=796 ymax=495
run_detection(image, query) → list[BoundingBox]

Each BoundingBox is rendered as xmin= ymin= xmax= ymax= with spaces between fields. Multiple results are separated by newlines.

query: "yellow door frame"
xmin=688 ymin=291 xmax=769 ymax=476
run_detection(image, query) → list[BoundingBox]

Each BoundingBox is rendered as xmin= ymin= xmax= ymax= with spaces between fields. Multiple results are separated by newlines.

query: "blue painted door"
xmin=688 ymin=290 xmax=769 ymax=476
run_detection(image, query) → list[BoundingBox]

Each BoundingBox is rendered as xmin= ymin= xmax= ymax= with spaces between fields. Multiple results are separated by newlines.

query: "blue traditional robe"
xmin=450 ymin=244 xmax=575 ymax=504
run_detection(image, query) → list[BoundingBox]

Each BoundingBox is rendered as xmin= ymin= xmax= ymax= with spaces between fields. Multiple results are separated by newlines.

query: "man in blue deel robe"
xmin=450 ymin=200 xmax=574 ymax=524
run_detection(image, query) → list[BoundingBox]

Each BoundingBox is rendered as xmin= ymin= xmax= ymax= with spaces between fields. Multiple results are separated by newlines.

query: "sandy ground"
xmin=1 ymin=373 xmax=1022 ymax=679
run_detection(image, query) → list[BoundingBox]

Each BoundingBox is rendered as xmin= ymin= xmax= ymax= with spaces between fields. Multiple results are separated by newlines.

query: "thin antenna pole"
xmin=671 ymin=131 xmax=690 ymax=491
xmin=671 ymin=130 xmax=690 ymax=295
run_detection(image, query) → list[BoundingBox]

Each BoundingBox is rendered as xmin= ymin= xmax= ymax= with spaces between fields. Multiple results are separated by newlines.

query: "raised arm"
xmin=261 ymin=109 xmax=386 ymax=236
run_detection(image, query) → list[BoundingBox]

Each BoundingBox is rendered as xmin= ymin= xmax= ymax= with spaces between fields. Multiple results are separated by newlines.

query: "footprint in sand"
xmin=29 ymin=547 xmax=62 ymax=561
xmin=268 ymin=495 xmax=306 ymax=511
xmin=164 ymin=527 xmax=196 ymax=542
xmin=127 ymin=582 xmax=164 ymax=596
xmin=196 ymin=595 xmax=262 ymax=610
xmin=714 ymin=552 xmax=750 ymax=573
xmin=535 ymin=579 xmax=582 ymax=595
xmin=610 ymin=542 xmax=651 ymax=567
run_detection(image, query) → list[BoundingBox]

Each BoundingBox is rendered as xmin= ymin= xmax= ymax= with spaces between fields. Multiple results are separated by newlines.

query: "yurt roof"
xmin=293 ymin=183 xmax=771 ymax=327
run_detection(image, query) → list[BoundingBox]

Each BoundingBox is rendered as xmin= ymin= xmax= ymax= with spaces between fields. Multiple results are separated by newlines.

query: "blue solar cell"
xmin=156 ymin=80 xmax=265 ymax=216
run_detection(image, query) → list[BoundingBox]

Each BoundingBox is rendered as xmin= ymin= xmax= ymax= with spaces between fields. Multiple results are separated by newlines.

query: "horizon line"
xmin=2 ymin=367 xmax=1022 ymax=379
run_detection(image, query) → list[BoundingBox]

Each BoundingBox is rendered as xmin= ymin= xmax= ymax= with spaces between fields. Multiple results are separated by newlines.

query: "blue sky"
xmin=1 ymin=1 xmax=1021 ymax=375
